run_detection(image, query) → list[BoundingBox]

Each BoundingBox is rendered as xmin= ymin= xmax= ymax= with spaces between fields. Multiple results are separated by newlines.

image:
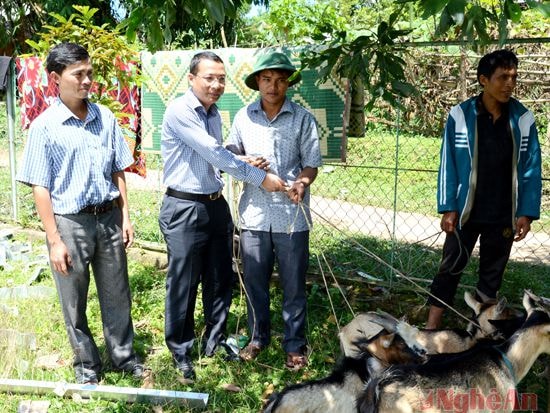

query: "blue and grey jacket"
xmin=437 ymin=96 xmax=541 ymax=229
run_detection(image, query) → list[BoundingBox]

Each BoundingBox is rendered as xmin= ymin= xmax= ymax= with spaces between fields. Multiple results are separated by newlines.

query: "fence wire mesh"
xmin=0 ymin=42 xmax=548 ymax=291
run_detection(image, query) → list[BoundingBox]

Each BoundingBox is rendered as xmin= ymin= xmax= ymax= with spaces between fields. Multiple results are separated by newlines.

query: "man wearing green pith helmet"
xmin=227 ymin=50 xmax=322 ymax=370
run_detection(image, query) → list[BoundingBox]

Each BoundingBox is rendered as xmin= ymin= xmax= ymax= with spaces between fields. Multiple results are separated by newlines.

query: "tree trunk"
xmin=348 ymin=76 xmax=365 ymax=137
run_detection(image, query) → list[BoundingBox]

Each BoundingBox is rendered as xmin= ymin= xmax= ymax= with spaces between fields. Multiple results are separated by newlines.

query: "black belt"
xmin=79 ymin=200 xmax=116 ymax=215
xmin=166 ymin=187 xmax=223 ymax=202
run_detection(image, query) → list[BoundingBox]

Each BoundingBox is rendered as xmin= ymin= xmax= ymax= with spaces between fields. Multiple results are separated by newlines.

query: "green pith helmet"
xmin=245 ymin=51 xmax=302 ymax=90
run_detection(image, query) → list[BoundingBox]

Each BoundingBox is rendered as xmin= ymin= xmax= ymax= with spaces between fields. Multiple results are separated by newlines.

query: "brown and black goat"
xmin=357 ymin=290 xmax=550 ymax=413
xmin=339 ymin=312 xmax=427 ymax=361
xmin=368 ymin=291 xmax=524 ymax=355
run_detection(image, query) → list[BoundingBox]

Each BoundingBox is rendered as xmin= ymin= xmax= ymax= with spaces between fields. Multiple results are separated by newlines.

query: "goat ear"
xmin=523 ymin=290 xmax=537 ymax=314
xmin=381 ymin=333 xmax=395 ymax=348
xmin=539 ymin=295 xmax=550 ymax=309
xmin=495 ymin=296 xmax=508 ymax=314
xmin=464 ymin=291 xmax=482 ymax=314
xmin=368 ymin=311 xmax=399 ymax=333
xmin=524 ymin=290 xmax=550 ymax=313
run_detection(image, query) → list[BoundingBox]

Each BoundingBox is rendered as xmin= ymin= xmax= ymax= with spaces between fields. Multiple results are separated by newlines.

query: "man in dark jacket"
xmin=426 ymin=49 xmax=542 ymax=329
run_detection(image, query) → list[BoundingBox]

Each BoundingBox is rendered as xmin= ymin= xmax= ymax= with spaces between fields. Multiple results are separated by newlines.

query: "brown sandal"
xmin=240 ymin=343 xmax=263 ymax=361
xmin=285 ymin=352 xmax=308 ymax=371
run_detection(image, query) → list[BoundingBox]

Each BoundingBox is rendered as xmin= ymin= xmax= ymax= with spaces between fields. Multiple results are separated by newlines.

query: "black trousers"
xmin=429 ymin=221 xmax=514 ymax=307
xmin=159 ymin=194 xmax=234 ymax=360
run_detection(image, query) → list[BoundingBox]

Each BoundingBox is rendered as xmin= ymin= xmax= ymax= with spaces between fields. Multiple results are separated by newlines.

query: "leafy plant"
xmin=241 ymin=0 xmax=349 ymax=46
xmin=120 ymin=0 xmax=269 ymax=51
xmin=297 ymin=0 xmax=549 ymax=110
xmin=24 ymin=5 xmax=141 ymax=113
xmin=410 ymin=0 xmax=550 ymax=45
xmin=301 ymin=7 xmax=415 ymax=110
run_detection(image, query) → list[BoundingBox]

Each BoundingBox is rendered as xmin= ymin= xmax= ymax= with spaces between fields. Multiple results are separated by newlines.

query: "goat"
xmin=262 ymin=356 xmax=372 ymax=413
xmin=339 ymin=312 xmax=427 ymax=361
xmin=464 ymin=291 xmax=525 ymax=339
xmin=369 ymin=291 xmax=524 ymax=355
xmin=357 ymin=290 xmax=550 ymax=413
xmin=262 ymin=315 xmax=428 ymax=413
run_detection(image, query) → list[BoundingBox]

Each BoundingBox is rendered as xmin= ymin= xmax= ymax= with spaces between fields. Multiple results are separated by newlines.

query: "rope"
xmin=230 ymin=180 xmax=482 ymax=340
xmin=316 ymin=254 xmax=341 ymax=331
xmin=449 ymin=229 xmax=471 ymax=276
xmin=495 ymin=346 xmax=517 ymax=385
xmin=321 ymin=252 xmax=355 ymax=317
xmin=409 ymin=230 xmax=444 ymax=248
xmin=302 ymin=202 xmax=483 ymax=330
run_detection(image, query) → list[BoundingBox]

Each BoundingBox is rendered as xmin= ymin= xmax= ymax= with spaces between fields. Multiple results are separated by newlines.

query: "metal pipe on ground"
xmin=0 ymin=379 xmax=209 ymax=408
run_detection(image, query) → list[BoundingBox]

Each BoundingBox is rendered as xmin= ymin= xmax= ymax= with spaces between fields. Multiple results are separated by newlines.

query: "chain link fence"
xmin=308 ymin=42 xmax=549 ymax=284
xmin=1 ymin=42 xmax=548 ymax=285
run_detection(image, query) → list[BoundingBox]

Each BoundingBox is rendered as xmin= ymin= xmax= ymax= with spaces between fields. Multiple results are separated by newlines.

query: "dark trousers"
xmin=159 ymin=195 xmax=234 ymax=360
xmin=51 ymin=209 xmax=136 ymax=379
xmin=429 ymin=221 xmax=514 ymax=307
xmin=241 ymin=229 xmax=309 ymax=353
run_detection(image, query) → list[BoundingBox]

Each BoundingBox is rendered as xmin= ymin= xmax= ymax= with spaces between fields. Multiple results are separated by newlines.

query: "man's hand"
xmin=514 ymin=216 xmax=532 ymax=242
xmin=440 ymin=211 xmax=458 ymax=234
xmin=48 ymin=236 xmax=72 ymax=276
xmin=286 ymin=181 xmax=306 ymax=204
xmin=122 ymin=217 xmax=135 ymax=248
xmin=261 ymin=173 xmax=287 ymax=192
xmin=241 ymin=155 xmax=270 ymax=171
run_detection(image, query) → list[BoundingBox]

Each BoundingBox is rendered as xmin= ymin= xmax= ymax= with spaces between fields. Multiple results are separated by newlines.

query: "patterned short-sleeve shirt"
xmin=227 ymin=98 xmax=322 ymax=233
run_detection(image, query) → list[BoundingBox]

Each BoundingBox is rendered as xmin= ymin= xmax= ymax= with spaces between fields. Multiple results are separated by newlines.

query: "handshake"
xmin=242 ymin=155 xmax=304 ymax=203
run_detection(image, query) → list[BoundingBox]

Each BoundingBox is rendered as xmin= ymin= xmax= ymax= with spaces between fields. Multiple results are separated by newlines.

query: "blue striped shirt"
xmin=17 ymin=98 xmax=134 ymax=214
xmin=161 ymin=89 xmax=266 ymax=193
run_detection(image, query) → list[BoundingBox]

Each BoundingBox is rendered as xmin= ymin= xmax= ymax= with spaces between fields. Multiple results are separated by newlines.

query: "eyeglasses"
xmin=195 ymin=75 xmax=226 ymax=85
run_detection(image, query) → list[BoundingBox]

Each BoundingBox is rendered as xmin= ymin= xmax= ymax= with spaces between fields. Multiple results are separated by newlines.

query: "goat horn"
xmin=525 ymin=290 xmax=550 ymax=308
xmin=367 ymin=311 xmax=400 ymax=332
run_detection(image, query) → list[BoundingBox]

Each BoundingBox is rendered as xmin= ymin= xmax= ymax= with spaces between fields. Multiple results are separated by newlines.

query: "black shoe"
xmin=174 ymin=356 xmax=195 ymax=380
xmin=76 ymin=372 xmax=99 ymax=385
xmin=123 ymin=362 xmax=148 ymax=380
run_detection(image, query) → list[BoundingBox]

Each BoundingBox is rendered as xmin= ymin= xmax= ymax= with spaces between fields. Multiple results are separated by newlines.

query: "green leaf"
xmin=446 ymin=0 xmax=466 ymax=25
xmin=420 ymin=0 xmax=449 ymax=18
xmin=391 ymin=80 xmax=416 ymax=97
xmin=222 ymin=0 xmax=238 ymax=19
xmin=24 ymin=39 xmax=42 ymax=52
xmin=504 ymin=0 xmax=522 ymax=23
xmin=288 ymin=69 xmax=301 ymax=84
xmin=436 ymin=7 xmax=453 ymax=36
xmin=124 ymin=6 xmax=144 ymax=33
xmin=148 ymin=17 xmax=164 ymax=51
xmin=382 ymin=55 xmax=405 ymax=78
xmin=526 ymin=1 xmax=550 ymax=17
xmin=497 ymin=12 xmax=509 ymax=46
xmin=465 ymin=5 xmax=490 ymax=43
xmin=204 ymin=0 xmax=226 ymax=24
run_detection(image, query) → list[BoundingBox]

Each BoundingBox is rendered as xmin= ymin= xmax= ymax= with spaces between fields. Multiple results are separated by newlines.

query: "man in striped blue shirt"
xmin=17 ymin=42 xmax=144 ymax=385
xmin=160 ymin=51 xmax=287 ymax=380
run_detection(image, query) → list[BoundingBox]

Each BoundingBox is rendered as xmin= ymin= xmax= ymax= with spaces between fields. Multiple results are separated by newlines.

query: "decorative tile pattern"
xmin=141 ymin=47 xmax=349 ymax=159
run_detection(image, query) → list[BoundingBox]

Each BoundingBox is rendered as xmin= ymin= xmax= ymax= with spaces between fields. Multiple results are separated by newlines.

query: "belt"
xmin=79 ymin=200 xmax=116 ymax=215
xmin=166 ymin=187 xmax=223 ymax=202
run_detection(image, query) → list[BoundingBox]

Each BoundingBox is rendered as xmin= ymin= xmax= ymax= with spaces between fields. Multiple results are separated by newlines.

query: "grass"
xmin=0 ymin=230 xmax=548 ymax=412
xmin=314 ymin=134 xmax=440 ymax=215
